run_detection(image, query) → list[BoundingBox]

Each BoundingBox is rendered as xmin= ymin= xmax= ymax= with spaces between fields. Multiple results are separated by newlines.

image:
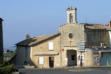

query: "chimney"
xmin=0 ymin=18 xmax=3 ymax=22
xmin=26 ymin=34 xmax=30 ymax=39
xmin=109 ymin=21 xmax=111 ymax=27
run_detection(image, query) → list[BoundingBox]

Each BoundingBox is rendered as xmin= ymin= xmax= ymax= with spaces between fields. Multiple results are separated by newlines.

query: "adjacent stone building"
xmin=0 ymin=18 xmax=3 ymax=63
xmin=16 ymin=8 xmax=111 ymax=68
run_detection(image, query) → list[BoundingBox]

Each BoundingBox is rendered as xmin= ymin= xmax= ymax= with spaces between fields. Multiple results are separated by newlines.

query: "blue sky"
xmin=0 ymin=0 xmax=111 ymax=50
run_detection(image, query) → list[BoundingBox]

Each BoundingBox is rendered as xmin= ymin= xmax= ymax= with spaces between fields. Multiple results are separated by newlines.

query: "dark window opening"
xmin=71 ymin=55 xmax=75 ymax=60
xmin=69 ymin=13 xmax=73 ymax=24
xmin=69 ymin=33 xmax=73 ymax=39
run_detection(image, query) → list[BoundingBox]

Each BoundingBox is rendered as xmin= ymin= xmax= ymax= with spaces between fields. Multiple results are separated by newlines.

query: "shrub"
xmin=0 ymin=65 xmax=11 ymax=74
xmin=0 ymin=64 xmax=18 ymax=74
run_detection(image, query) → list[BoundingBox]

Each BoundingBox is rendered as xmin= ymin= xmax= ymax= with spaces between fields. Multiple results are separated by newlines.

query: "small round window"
xmin=69 ymin=33 xmax=73 ymax=39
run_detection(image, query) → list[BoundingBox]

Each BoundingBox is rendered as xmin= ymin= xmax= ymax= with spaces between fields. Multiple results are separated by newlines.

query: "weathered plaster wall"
xmin=16 ymin=46 xmax=30 ymax=67
xmin=59 ymin=24 xmax=85 ymax=48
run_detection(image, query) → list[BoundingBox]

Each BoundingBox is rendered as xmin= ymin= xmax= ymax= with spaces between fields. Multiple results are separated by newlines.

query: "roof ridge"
xmin=32 ymin=33 xmax=58 ymax=38
xmin=16 ymin=33 xmax=60 ymax=46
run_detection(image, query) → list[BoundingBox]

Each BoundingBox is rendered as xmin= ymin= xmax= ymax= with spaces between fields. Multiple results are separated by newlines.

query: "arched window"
xmin=69 ymin=13 xmax=73 ymax=24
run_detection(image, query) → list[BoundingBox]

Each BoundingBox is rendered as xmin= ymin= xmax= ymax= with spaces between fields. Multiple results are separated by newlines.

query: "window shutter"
xmin=39 ymin=57 xmax=44 ymax=64
xmin=49 ymin=42 xmax=54 ymax=50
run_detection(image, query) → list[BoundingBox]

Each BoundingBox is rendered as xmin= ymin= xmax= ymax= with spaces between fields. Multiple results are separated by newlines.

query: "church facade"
xmin=16 ymin=8 xmax=111 ymax=68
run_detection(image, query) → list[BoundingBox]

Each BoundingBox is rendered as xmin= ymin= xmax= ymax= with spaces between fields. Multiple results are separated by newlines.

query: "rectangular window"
xmin=39 ymin=57 xmax=44 ymax=64
xmin=49 ymin=42 xmax=54 ymax=50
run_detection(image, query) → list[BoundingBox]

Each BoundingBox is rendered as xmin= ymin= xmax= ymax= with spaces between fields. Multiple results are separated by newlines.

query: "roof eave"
xmin=30 ymin=33 xmax=60 ymax=47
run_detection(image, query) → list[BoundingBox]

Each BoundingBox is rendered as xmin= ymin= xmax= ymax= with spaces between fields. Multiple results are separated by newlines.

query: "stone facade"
xmin=30 ymin=36 xmax=60 ymax=68
xmin=16 ymin=34 xmax=61 ymax=68
xmin=0 ymin=18 xmax=3 ymax=63
xmin=16 ymin=7 xmax=111 ymax=68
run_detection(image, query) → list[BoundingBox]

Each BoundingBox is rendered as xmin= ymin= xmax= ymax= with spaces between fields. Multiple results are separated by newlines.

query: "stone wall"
xmin=59 ymin=23 xmax=85 ymax=67
xmin=59 ymin=23 xmax=85 ymax=48
xmin=30 ymin=36 xmax=61 ymax=68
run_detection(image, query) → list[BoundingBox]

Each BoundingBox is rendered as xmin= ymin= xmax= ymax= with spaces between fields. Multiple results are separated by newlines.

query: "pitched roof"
xmin=85 ymin=24 xmax=110 ymax=29
xmin=16 ymin=33 xmax=60 ymax=46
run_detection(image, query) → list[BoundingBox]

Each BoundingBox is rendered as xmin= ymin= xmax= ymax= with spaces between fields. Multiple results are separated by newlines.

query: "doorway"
xmin=100 ymin=52 xmax=111 ymax=66
xmin=67 ymin=50 xmax=77 ymax=66
xmin=49 ymin=57 xmax=54 ymax=68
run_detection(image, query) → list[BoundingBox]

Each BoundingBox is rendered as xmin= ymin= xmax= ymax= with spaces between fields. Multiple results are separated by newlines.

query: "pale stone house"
xmin=16 ymin=7 xmax=111 ymax=68
xmin=16 ymin=34 xmax=61 ymax=68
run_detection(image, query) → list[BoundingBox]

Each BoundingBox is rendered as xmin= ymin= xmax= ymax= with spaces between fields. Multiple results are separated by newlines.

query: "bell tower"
xmin=66 ymin=7 xmax=77 ymax=24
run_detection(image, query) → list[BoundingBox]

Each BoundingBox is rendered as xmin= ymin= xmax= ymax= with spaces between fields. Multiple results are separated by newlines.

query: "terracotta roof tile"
xmin=16 ymin=33 xmax=60 ymax=46
xmin=85 ymin=24 xmax=110 ymax=29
